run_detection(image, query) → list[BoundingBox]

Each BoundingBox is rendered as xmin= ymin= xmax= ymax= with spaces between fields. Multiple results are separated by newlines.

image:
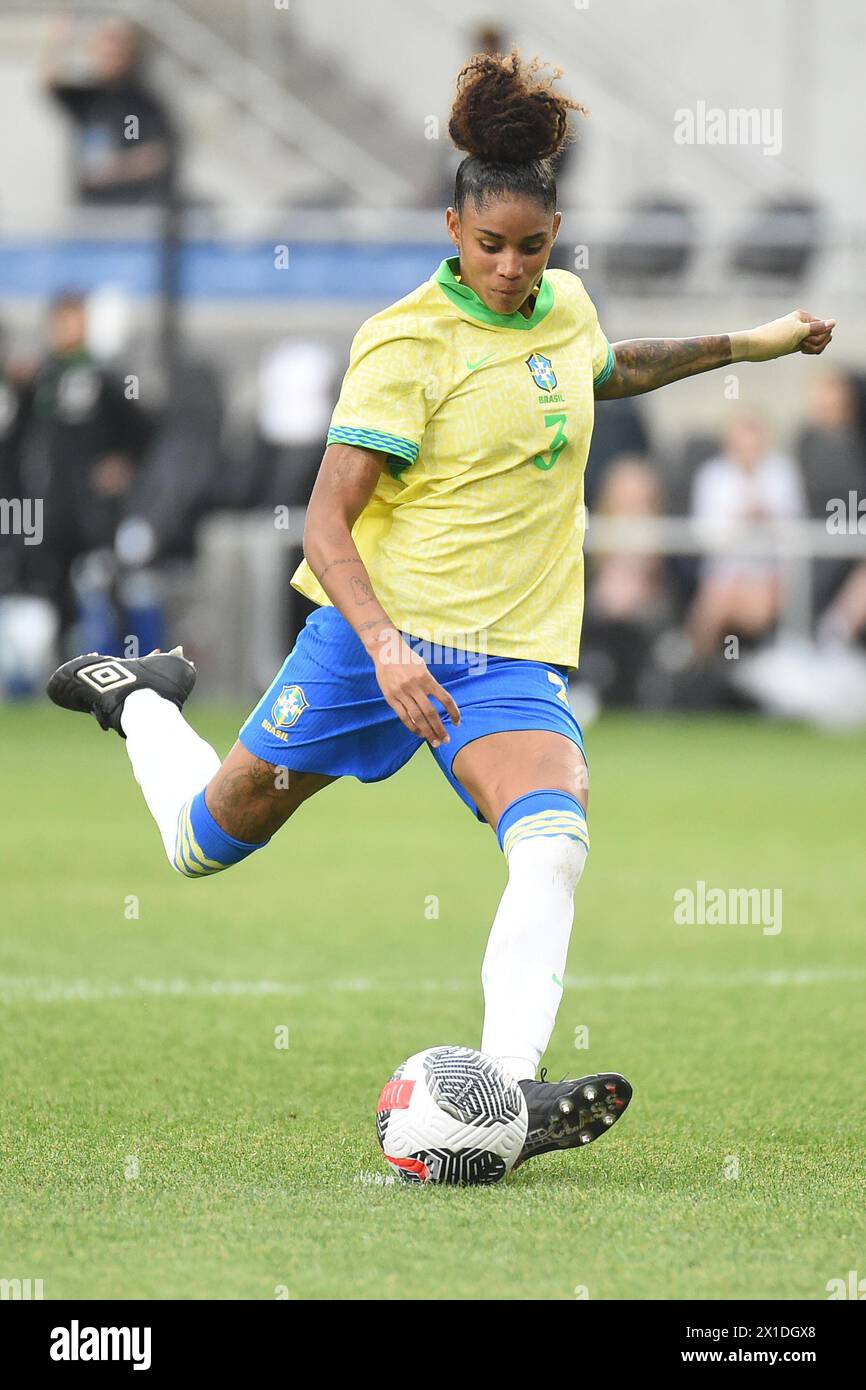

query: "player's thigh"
xmin=452 ymin=729 xmax=588 ymax=829
xmin=205 ymin=740 xmax=337 ymax=841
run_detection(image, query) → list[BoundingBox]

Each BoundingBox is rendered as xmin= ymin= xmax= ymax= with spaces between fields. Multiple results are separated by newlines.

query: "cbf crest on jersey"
xmin=525 ymin=352 xmax=557 ymax=392
xmin=272 ymin=684 xmax=308 ymax=728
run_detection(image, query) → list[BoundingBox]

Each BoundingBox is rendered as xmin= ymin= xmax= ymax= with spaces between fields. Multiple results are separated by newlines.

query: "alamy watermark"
xmin=826 ymin=493 xmax=866 ymax=534
xmin=377 ymin=626 xmax=489 ymax=673
xmin=674 ymin=880 xmax=782 ymax=935
xmin=674 ymin=102 xmax=782 ymax=157
xmin=0 ymin=497 xmax=42 ymax=545
xmin=50 ymin=1322 xmax=151 ymax=1370
xmin=826 ymin=1269 xmax=866 ymax=1299
xmin=1 ymin=1276 xmax=44 ymax=1299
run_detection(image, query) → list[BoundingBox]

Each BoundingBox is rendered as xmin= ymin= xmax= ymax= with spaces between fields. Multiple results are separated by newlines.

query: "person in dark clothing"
xmin=0 ymin=351 xmax=31 ymax=503
xmin=44 ymin=17 xmax=176 ymax=206
xmin=585 ymin=393 xmax=651 ymax=509
xmin=0 ymin=344 xmax=34 ymax=594
xmin=796 ymin=370 xmax=866 ymax=613
xmin=21 ymin=293 xmax=152 ymax=627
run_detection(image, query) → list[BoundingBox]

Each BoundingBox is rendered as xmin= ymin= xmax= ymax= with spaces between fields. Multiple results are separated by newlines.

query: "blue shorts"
xmin=238 ymin=606 xmax=585 ymax=821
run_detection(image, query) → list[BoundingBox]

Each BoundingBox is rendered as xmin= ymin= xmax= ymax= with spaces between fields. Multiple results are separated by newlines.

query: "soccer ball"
xmin=375 ymin=1045 xmax=528 ymax=1185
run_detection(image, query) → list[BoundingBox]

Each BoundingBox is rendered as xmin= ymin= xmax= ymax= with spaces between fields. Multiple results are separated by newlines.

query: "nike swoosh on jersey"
xmin=466 ymin=353 xmax=497 ymax=371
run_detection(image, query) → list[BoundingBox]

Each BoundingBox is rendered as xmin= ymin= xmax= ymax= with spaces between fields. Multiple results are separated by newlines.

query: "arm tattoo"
xmin=350 ymin=575 xmax=374 ymax=606
xmin=596 ymin=335 xmax=733 ymax=399
xmin=316 ymin=555 xmax=362 ymax=583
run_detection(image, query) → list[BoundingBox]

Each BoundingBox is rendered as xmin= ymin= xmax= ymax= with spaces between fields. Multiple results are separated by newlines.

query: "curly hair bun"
xmin=448 ymin=46 xmax=586 ymax=165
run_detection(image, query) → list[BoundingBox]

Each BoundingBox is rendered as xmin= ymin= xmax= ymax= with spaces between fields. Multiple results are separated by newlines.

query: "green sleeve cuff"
xmin=593 ymin=340 xmax=616 ymax=391
xmin=326 ymin=425 xmax=419 ymax=465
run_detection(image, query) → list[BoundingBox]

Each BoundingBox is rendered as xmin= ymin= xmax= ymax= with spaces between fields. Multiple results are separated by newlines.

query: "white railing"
xmin=586 ymin=515 xmax=866 ymax=636
xmin=193 ymin=510 xmax=866 ymax=696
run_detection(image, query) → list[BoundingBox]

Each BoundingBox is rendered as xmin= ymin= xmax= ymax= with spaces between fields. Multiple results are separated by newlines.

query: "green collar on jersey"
xmin=434 ymin=255 xmax=554 ymax=330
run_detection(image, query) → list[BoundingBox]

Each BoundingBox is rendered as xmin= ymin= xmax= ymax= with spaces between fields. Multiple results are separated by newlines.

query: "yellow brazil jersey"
xmin=290 ymin=254 xmax=615 ymax=668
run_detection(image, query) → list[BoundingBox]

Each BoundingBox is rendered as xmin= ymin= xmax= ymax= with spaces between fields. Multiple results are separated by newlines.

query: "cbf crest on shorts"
xmin=526 ymin=352 xmax=557 ymax=392
xmin=272 ymin=684 xmax=308 ymax=728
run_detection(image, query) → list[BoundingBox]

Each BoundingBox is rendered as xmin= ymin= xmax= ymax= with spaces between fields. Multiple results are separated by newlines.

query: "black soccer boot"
xmin=46 ymin=647 xmax=196 ymax=738
xmin=513 ymin=1070 xmax=632 ymax=1169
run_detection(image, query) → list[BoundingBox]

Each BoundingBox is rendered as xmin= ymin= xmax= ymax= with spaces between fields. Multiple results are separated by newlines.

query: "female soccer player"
xmin=49 ymin=49 xmax=835 ymax=1170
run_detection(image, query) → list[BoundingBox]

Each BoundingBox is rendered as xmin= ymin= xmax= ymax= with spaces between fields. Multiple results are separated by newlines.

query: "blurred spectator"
xmin=20 ymin=292 xmax=152 ymax=628
xmin=588 ymin=455 xmax=669 ymax=621
xmin=806 ymin=376 xmax=866 ymax=648
xmin=659 ymin=431 xmax=722 ymax=613
xmin=581 ymin=454 xmax=672 ymax=705
xmin=586 ymin=394 xmax=651 ymax=509
xmin=818 ymin=563 xmax=866 ymax=646
xmin=797 ymin=370 xmax=865 ymax=514
xmin=241 ymin=339 xmax=338 ymax=645
xmin=0 ymin=340 xmax=34 ymax=602
xmin=475 ymin=23 xmax=506 ymax=56
xmin=43 ymin=17 xmax=176 ymax=207
xmin=247 ymin=340 xmax=337 ymax=509
xmin=0 ymin=346 xmax=31 ymax=498
xmin=665 ymin=431 xmax=721 ymax=517
xmin=797 ymin=370 xmax=866 ymax=612
xmin=124 ymin=359 xmax=224 ymax=560
xmin=687 ymin=414 xmax=804 ymax=657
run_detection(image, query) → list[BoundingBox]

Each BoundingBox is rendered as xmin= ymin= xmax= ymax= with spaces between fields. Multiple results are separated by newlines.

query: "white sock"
xmin=120 ymin=689 xmax=221 ymax=865
xmin=481 ymin=835 xmax=588 ymax=1082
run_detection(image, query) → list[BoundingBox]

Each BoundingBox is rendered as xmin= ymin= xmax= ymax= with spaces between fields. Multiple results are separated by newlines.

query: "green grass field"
xmin=1 ymin=704 xmax=864 ymax=1300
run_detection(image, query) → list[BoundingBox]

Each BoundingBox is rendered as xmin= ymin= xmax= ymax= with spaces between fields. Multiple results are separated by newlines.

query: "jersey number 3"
xmin=532 ymin=413 xmax=569 ymax=471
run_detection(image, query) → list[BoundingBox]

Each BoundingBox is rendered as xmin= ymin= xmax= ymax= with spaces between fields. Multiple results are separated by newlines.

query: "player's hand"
xmin=794 ymin=310 xmax=837 ymax=355
xmin=730 ymin=310 xmax=836 ymax=363
xmin=371 ymin=635 xmax=461 ymax=748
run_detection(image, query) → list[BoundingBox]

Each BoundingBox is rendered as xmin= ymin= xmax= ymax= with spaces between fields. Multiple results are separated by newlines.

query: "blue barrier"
xmin=0 ymin=239 xmax=449 ymax=301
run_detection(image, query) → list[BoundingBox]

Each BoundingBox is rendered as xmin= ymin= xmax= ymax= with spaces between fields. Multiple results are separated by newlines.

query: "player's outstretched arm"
xmin=303 ymin=443 xmax=460 ymax=748
xmin=594 ymin=309 xmax=836 ymax=399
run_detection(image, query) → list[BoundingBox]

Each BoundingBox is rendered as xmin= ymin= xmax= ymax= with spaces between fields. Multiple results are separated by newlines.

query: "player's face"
xmin=446 ymin=197 xmax=561 ymax=315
